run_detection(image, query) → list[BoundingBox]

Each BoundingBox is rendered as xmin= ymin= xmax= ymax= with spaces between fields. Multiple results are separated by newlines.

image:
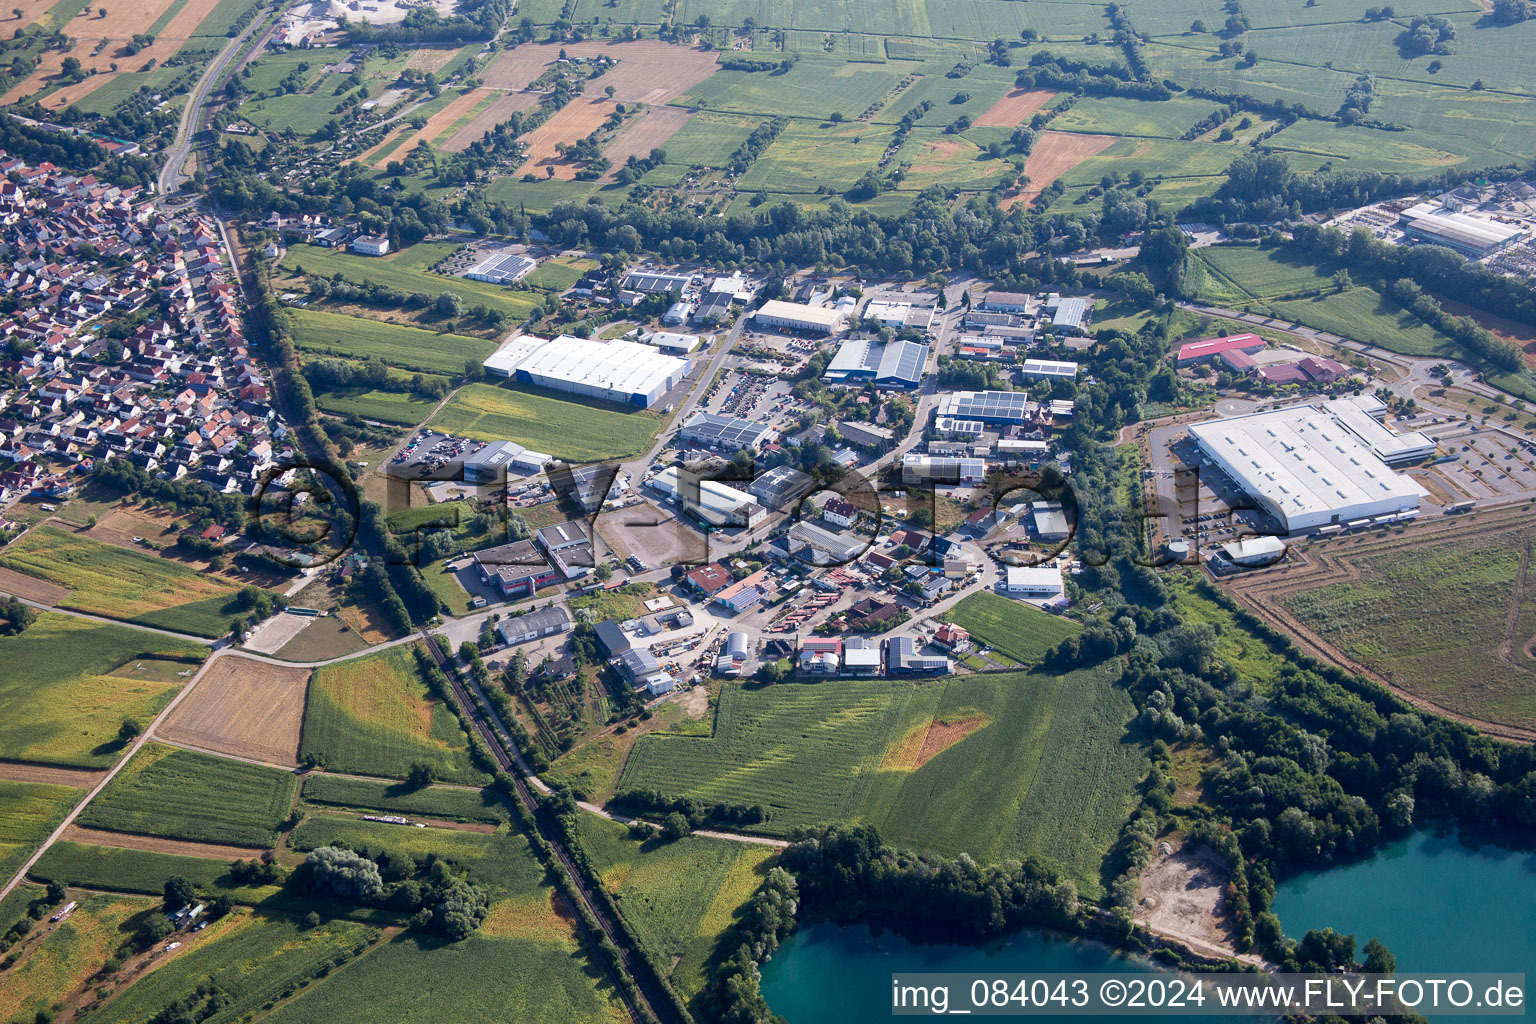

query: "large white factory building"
xmin=1188 ymin=399 xmax=1431 ymax=534
xmin=482 ymin=334 xmax=690 ymax=408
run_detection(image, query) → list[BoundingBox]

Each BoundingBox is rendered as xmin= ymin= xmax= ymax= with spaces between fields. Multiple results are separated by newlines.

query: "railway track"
xmin=418 ymin=634 xmax=682 ymax=1024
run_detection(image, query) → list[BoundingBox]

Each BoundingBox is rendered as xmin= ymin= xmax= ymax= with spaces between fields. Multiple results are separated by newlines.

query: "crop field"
xmin=887 ymin=131 xmax=1009 ymax=192
xmin=737 ymin=121 xmax=893 ymax=193
xmin=30 ymin=841 xmax=285 ymax=901
xmin=158 ymin=657 xmax=309 ymax=765
xmin=300 ymin=647 xmax=489 ymax=785
xmin=943 ymin=591 xmax=1082 ymax=667
xmin=1263 ymin=120 xmax=1468 ymax=174
xmin=1252 ymin=520 xmax=1536 ymax=730
xmin=600 ymin=106 xmax=695 ymax=181
xmin=279 ymin=243 xmax=545 ymax=322
xmin=0 ymin=613 xmax=206 ymax=768
xmin=287 ymin=309 xmax=496 ymax=377
xmin=1046 ymin=95 xmax=1213 ymax=139
xmin=441 ymin=90 xmax=539 ymax=152
xmin=78 ymin=743 xmax=298 ymax=848
xmin=620 ymin=668 xmax=1145 ymax=893
xmin=514 ymin=95 xmax=621 ymax=180
xmin=680 ymin=56 xmax=904 ymax=121
xmin=521 ymin=256 xmax=596 ymax=293
xmin=1008 ymin=130 xmax=1116 ymax=206
xmin=77 ymin=912 xmax=383 ymax=1024
xmin=576 ymin=814 xmax=774 ymax=996
xmin=300 ymin=775 xmax=508 ymax=824
xmin=1192 ymin=245 xmax=1346 ymax=301
xmin=4 ymin=0 xmax=226 ymax=110
xmin=315 ymin=385 xmax=444 ymax=426
xmin=257 ymin=911 xmax=623 ymax=1024
xmin=0 ymin=780 xmax=82 ymax=883
xmin=286 ymin=816 xmax=541 ymax=899
xmin=427 ymin=382 xmax=664 ymax=462
xmin=0 ymin=526 xmax=243 ymax=636
xmin=0 ymin=893 xmax=150 ymax=1024
xmin=1269 ymin=288 xmax=1459 ymax=359
xmin=972 ymin=87 xmax=1057 ymax=128
xmin=655 ymin=112 xmax=761 ymax=167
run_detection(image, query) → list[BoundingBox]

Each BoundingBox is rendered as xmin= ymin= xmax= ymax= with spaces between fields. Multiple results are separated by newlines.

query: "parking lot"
xmin=388 ymin=430 xmax=486 ymax=480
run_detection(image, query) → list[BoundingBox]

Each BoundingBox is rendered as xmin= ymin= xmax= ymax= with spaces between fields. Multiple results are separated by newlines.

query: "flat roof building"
xmin=837 ymin=420 xmax=893 ymax=448
xmin=787 ymin=520 xmax=867 ymax=565
xmin=1322 ymin=395 xmax=1435 ymax=464
xmin=1400 ymin=202 xmax=1525 ymax=258
xmin=639 ymin=329 xmax=702 ymax=352
xmin=1019 ymin=358 xmax=1079 ymax=381
xmin=937 ymin=390 xmax=1033 ymax=425
xmin=622 ymin=270 xmax=692 ymax=293
xmin=462 ymin=441 xmax=525 ymax=483
xmin=980 ymin=290 xmax=1035 ymax=314
xmin=1219 ymin=536 xmax=1287 ymax=567
xmin=649 ymin=465 xmax=767 ymax=528
xmin=678 ymin=411 xmax=774 ymax=451
xmin=749 ymin=464 xmax=815 ymax=510
xmin=1188 ymin=403 xmax=1429 ymax=534
xmin=464 ymin=251 xmax=536 ymax=284
xmin=491 ymin=335 xmax=688 ymax=408
xmin=902 ymin=453 xmax=987 ymax=485
xmin=1046 ymin=295 xmax=1087 ymax=330
xmin=498 ymin=605 xmax=572 ymax=644
xmin=753 ymin=299 xmax=846 ymax=334
xmin=1004 ymin=565 xmax=1064 ymax=596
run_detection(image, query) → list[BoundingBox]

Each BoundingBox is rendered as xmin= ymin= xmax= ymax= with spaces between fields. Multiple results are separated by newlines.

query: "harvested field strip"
xmin=157 ymin=655 xmax=310 ymax=765
xmin=880 ymin=714 xmax=991 ymax=771
xmin=0 ymin=761 xmax=105 ymax=787
xmin=415 ymin=87 xmax=493 ymax=148
xmin=354 ymin=124 xmax=407 ymax=167
xmin=515 ymin=96 xmax=618 ymax=180
xmin=973 ymin=88 xmax=1056 ymax=127
xmin=600 ymin=106 xmax=693 ymax=181
xmin=443 ymin=89 xmax=539 ymax=152
xmin=61 ymin=824 xmax=266 ymax=860
xmin=1006 ymin=130 xmax=1115 ymax=208
xmin=432 ymin=89 xmax=500 ymax=145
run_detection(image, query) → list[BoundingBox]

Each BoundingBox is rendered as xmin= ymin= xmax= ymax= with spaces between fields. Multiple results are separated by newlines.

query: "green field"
xmin=78 ymin=912 xmax=381 ymax=1024
xmin=943 ymin=591 xmax=1082 ymax=667
xmin=0 ymin=613 xmax=206 ymax=768
xmin=316 ymin=385 xmax=446 ymax=425
xmin=0 ymin=780 xmax=83 ymax=885
xmin=1282 ymin=526 xmax=1536 ymax=730
xmin=287 ymin=816 xmax=538 ymax=897
xmin=427 ymin=382 xmax=665 ymax=462
xmin=300 ymin=775 xmax=508 ymax=824
xmin=1269 ymin=288 xmax=1459 ymax=359
xmin=679 ymin=55 xmax=904 ymax=120
xmin=576 ymin=814 xmax=775 ymax=996
xmin=280 ymin=243 xmax=545 ymax=322
xmin=1046 ymin=95 xmax=1215 ymax=139
xmin=1192 ymin=245 xmax=1346 ymax=302
xmin=79 ymin=744 xmax=298 ymax=847
xmin=657 ymin=112 xmax=762 ymax=167
xmin=31 ymin=841 xmax=283 ymax=901
xmin=521 ymin=257 xmax=596 ymax=293
xmin=300 ymin=647 xmax=490 ymax=785
xmin=288 ymin=308 xmax=495 ymax=376
xmin=619 ymin=667 xmax=1146 ymax=894
xmin=257 ymin=910 xmax=623 ymax=1024
xmin=737 ymin=121 xmax=894 ymax=193
xmin=0 ymin=526 xmax=245 ymax=637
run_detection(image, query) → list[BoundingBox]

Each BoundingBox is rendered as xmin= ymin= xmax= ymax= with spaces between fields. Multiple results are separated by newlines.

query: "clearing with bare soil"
xmin=158 ymin=656 xmax=310 ymax=764
xmin=0 ymin=564 xmax=71 ymax=604
xmin=1136 ymin=842 xmax=1239 ymax=961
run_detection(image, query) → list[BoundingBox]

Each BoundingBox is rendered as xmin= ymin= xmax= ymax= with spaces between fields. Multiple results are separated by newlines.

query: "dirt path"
xmin=0 ymin=761 xmax=106 ymax=788
xmin=61 ymin=825 xmax=267 ymax=860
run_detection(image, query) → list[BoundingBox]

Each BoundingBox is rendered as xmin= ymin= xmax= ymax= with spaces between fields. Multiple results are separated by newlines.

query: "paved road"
xmin=158 ymin=6 xmax=271 ymax=194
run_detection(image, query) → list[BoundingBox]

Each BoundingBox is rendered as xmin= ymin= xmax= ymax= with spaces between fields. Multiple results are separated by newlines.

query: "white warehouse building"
xmin=1188 ymin=403 xmax=1430 ymax=534
xmin=481 ymin=335 xmax=689 ymax=408
xmin=753 ymin=299 xmax=846 ymax=334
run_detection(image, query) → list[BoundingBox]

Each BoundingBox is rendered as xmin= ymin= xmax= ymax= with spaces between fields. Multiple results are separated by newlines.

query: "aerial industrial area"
xmin=3 ymin=0 xmax=1536 ymax=1020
